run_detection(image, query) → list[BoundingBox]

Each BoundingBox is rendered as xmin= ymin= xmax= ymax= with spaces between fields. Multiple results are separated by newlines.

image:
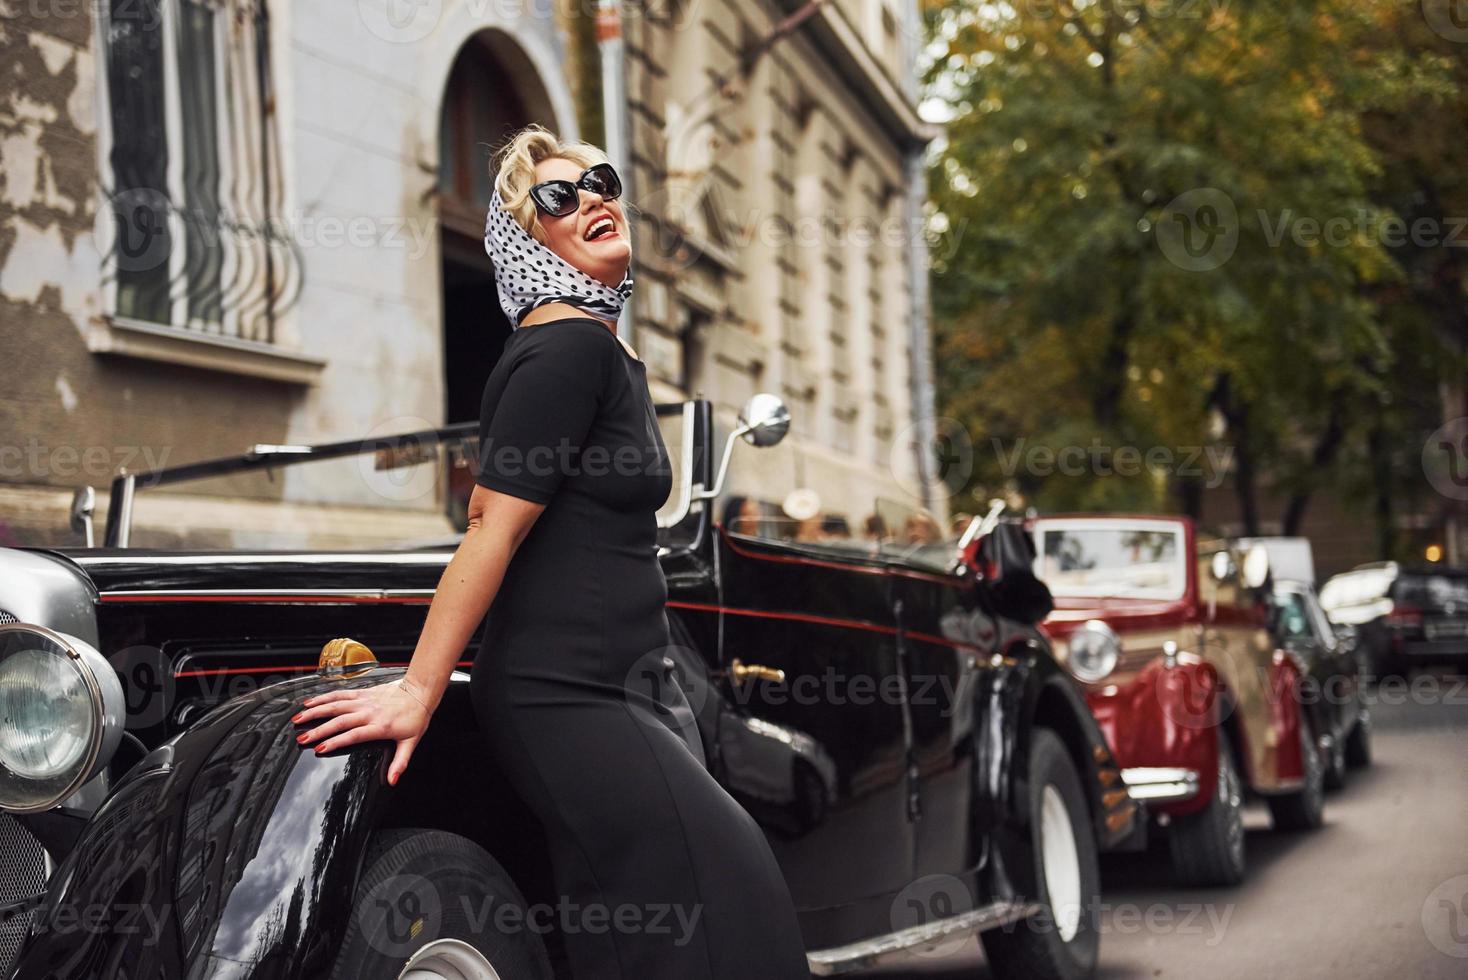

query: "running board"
xmin=805 ymin=900 xmax=1043 ymax=975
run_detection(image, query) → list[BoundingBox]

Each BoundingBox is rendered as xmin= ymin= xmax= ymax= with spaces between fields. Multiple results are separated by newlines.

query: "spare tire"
xmin=329 ymin=828 xmax=553 ymax=980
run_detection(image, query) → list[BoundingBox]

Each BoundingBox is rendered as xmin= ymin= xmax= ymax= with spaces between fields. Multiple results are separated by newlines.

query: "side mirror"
xmin=698 ymin=393 xmax=791 ymax=502
xmin=70 ymin=486 xmax=96 ymax=548
xmin=738 ymin=393 xmax=791 ymax=448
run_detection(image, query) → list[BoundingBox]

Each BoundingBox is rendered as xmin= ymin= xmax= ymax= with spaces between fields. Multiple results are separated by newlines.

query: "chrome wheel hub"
xmin=398 ymin=939 xmax=501 ymax=980
xmin=1039 ymin=783 xmax=1084 ymax=943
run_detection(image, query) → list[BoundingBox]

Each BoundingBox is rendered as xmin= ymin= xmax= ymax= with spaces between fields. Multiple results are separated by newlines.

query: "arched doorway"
xmin=436 ymin=31 xmax=565 ymax=524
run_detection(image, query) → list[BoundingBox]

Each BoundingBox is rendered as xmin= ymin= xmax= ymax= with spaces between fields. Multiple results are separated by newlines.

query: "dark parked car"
xmin=0 ymin=393 xmax=1137 ymax=979
xmin=1265 ymin=578 xmax=1372 ymax=788
xmin=1319 ymin=562 xmax=1468 ymax=677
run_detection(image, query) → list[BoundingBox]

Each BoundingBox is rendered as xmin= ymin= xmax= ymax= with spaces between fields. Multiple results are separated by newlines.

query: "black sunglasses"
xmin=528 ymin=163 xmax=623 ymax=218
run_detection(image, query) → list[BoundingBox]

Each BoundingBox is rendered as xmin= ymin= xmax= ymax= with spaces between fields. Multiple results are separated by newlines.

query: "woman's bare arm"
xmin=399 ymin=485 xmax=545 ymax=711
xmin=292 ymin=484 xmax=545 ymax=783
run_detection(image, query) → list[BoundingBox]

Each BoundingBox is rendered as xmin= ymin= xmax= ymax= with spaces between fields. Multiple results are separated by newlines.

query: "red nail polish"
xmin=291 ymin=714 xmax=303 ymax=724
xmin=314 ymin=746 xmax=325 ymax=755
xmin=296 ymin=733 xmax=308 ymax=744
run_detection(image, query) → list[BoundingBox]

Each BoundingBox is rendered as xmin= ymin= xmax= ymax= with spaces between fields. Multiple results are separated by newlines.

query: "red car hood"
xmin=1042 ymin=594 xmax=1193 ymax=639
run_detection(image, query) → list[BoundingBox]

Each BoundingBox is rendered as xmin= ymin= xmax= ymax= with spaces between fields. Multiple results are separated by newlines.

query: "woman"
xmin=292 ymin=125 xmax=809 ymax=978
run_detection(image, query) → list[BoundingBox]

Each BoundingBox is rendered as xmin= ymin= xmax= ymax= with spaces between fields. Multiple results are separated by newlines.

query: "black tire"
xmin=328 ymin=828 xmax=554 ymax=980
xmin=1267 ymin=714 xmax=1326 ymax=832
xmin=981 ymin=730 xmax=1100 ymax=980
xmin=1345 ymin=708 xmax=1372 ymax=769
xmin=1167 ymin=737 xmax=1246 ymax=887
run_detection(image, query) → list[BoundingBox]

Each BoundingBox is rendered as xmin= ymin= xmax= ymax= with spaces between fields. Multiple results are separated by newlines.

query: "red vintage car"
xmin=1028 ymin=515 xmax=1326 ymax=886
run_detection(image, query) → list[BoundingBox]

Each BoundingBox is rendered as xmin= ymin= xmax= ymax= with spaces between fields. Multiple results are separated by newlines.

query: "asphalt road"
xmin=872 ymin=670 xmax=1468 ymax=980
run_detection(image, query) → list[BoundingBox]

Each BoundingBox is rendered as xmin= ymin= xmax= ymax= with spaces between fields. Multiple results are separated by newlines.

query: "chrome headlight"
xmin=1065 ymin=620 xmax=1121 ymax=684
xmin=0 ymin=624 xmax=124 ymax=813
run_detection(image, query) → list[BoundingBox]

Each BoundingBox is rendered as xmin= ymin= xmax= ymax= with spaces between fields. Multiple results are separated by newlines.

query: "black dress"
xmin=470 ymin=317 xmax=810 ymax=979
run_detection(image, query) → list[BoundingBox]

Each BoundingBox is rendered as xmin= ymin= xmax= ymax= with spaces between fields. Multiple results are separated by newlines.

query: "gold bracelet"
xmin=398 ymin=680 xmax=434 ymax=715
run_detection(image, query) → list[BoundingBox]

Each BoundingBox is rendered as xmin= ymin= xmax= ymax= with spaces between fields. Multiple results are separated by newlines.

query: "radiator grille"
xmin=0 ymin=814 xmax=48 ymax=973
xmin=0 ymin=610 xmax=17 ymax=626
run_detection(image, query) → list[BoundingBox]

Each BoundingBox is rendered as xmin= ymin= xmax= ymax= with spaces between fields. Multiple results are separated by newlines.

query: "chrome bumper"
xmin=1121 ymin=767 xmax=1202 ymax=803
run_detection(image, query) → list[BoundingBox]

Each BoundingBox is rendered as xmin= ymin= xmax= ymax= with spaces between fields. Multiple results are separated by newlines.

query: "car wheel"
xmin=328 ymin=829 xmax=553 ymax=980
xmin=980 ymin=730 xmax=1099 ymax=980
xmin=1167 ymin=737 xmax=1246 ymax=887
xmin=1267 ymin=714 xmax=1326 ymax=831
xmin=1345 ymin=708 xmax=1372 ymax=769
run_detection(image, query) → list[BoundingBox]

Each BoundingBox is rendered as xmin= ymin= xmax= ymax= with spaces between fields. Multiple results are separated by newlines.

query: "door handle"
xmin=730 ymin=659 xmax=786 ymax=683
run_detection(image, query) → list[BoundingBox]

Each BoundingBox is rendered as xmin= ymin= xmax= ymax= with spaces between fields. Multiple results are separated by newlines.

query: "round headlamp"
xmin=1065 ymin=620 xmax=1121 ymax=684
xmin=0 ymin=624 xmax=124 ymax=813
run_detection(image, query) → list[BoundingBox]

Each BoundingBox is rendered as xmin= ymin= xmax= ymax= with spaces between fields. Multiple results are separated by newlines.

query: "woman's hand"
xmin=292 ymin=679 xmax=435 ymax=786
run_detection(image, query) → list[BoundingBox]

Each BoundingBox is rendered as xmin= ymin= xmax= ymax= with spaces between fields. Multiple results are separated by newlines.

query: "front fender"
xmin=1087 ymin=657 xmax=1221 ymax=817
xmin=982 ymin=636 xmax=1140 ymax=871
xmin=11 ymin=669 xmax=405 ymax=980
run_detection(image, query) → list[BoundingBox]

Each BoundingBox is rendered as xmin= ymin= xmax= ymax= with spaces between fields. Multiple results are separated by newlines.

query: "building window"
xmin=101 ymin=0 xmax=295 ymax=343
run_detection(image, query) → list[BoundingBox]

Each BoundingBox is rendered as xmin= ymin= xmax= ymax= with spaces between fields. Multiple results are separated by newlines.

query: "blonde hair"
xmin=492 ymin=124 xmax=609 ymax=245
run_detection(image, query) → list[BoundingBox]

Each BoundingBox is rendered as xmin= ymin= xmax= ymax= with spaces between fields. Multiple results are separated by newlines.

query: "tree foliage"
xmin=924 ymin=0 xmax=1465 ymax=546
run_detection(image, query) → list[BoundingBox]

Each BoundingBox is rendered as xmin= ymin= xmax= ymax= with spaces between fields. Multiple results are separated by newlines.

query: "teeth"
xmin=586 ymin=218 xmax=613 ymax=241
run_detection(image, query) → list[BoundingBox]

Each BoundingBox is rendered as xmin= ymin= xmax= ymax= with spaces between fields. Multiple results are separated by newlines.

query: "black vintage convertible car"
xmin=0 ymin=393 xmax=1138 ymax=979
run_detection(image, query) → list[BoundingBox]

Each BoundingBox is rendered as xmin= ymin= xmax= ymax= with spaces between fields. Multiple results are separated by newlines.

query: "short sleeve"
xmin=475 ymin=326 xmax=611 ymax=504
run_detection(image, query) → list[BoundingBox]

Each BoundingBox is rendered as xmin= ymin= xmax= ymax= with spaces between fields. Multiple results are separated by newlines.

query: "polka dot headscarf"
xmin=483 ymin=175 xmax=633 ymax=329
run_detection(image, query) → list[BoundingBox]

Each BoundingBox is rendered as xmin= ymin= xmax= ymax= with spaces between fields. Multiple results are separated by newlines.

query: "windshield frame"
xmin=98 ymin=401 xmax=706 ymax=549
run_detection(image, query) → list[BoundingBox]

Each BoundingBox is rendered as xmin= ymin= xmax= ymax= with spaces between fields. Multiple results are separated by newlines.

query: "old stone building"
xmin=0 ymin=0 xmax=939 ymax=549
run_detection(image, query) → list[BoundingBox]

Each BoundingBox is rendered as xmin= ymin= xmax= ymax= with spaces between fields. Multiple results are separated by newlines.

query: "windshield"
xmin=99 ymin=407 xmax=701 ymax=552
xmin=711 ymin=418 xmax=961 ymax=573
xmin=1034 ymin=522 xmax=1187 ymax=600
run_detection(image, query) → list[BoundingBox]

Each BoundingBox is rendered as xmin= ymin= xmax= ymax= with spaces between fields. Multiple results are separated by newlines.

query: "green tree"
xmin=924 ymin=0 xmax=1460 ymax=536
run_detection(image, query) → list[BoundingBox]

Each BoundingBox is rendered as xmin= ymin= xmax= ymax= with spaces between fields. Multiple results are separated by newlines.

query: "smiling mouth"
xmin=585 ymin=217 xmax=617 ymax=242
